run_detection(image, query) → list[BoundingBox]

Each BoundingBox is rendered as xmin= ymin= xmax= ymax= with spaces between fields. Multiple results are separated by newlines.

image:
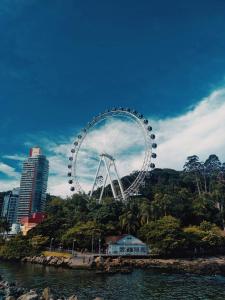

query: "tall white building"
xmin=17 ymin=147 xmax=49 ymax=222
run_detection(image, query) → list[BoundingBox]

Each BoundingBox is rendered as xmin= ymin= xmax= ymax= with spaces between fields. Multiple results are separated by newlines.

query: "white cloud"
xmin=0 ymin=162 xmax=20 ymax=178
xmin=1 ymin=88 xmax=225 ymax=197
xmin=154 ymin=89 xmax=225 ymax=169
xmin=3 ymin=155 xmax=25 ymax=161
xmin=0 ymin=162 xmax=20 ymax=191
xmin=0 ymin=179 xmax=20 ymax=191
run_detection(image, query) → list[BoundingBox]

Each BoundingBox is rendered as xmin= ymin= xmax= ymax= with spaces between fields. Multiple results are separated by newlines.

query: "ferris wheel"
xmin=67 ymin=108 xmax=157 ymax=202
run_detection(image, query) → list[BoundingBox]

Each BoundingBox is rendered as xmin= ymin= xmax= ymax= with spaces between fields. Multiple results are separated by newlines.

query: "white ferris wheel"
xmin=67 ymin=108 xmax=157 ymax=202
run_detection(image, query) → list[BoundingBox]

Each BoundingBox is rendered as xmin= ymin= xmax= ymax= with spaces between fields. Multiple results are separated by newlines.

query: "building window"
xmin=120 ymin=247 xmax=125 ymax=252
xmin=126 ymin=248 xmax=133 ymax=253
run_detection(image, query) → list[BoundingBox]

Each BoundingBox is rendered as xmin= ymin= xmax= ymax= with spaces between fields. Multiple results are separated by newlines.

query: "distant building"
xmin=106 ymin=234 xmax=149 ymax=256
xmin=1 ymin=188 xmax=19 ymax=227
xmin=0 ymin=192 xmax=8 ymax=216
xmin=17 ymin=147 xmax=49 ymax=222
xmin=20 ymin=212 xmax=46 ymax=236
xmin=9 ymin=223 xmax=21 ymax=236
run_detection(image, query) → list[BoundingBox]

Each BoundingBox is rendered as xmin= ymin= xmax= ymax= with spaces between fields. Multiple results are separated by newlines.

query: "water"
xmin=1 ymin=261 xmax=225 ymax=300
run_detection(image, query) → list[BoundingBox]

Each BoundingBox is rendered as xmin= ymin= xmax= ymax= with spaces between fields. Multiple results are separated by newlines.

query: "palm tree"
xmin=119 ymin=210 xmax=139 ymax=234
xmin=138 ymin=200 xmax=152 ymax=225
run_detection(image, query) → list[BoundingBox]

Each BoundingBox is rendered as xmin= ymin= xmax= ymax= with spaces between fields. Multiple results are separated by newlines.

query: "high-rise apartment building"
xmin=17 ymin=147 xmax=49 ymax=222
xmin=1 ymin=188 xmax=19 ymax=227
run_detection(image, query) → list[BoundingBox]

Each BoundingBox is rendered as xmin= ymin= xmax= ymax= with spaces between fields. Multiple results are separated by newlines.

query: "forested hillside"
xmin=1 ymin=154 xmax=225 ymax=259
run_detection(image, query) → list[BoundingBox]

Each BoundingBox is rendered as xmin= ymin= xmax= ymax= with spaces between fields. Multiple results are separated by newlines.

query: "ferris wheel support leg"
xmin=90 ymin=157 xmax=102 ymax=198
xmin=113 ymin=161 xmax=126 ymax=202
xmin=103 ymin=157 xmax=117 ymax=200
xmin=99 ymin=172 xmax=108 ymax=203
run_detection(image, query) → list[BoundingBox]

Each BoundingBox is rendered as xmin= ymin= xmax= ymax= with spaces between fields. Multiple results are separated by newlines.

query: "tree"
xmin=62 ymin=221 xmax=103 ymax=250
xmin=119 ymin=201 xmax=140 ymax=234
xmin=119 ymin=211 xmax=139 ymax=234
xmin=138 ymin=216 xmax=185 ymax=256
xmin=138 ymin=199 xmax=152 ymax=225
xmin=0 ymin=236 xmax=31 ymax=260
xmin=204 ymin=154 xmax=221 ymax=192
xmin=184 ymin=221 xmax=225 ymax=255
xmin=183 ymin=155 xmax=202 ymax=195
xmin=0 ymin=218 xmax=10 ymax=237
xmin=30 ymin=235 xmax=49 ymax=253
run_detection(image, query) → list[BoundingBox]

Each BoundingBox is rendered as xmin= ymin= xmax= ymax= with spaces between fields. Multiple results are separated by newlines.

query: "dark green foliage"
xmin=1 ymin=154 xmax=225 ymax=259
xmin=0 ymin=235 xmax=32 ymax=260
xmin=138 ymin=216 xmax=185 ymax=256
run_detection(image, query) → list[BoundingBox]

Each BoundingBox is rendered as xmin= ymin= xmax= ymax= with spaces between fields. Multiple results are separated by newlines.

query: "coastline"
xmin=20 ymin=255 xmax=225 ymax=276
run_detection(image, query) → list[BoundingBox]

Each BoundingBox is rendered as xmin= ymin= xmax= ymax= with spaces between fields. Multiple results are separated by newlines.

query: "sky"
xmin=1 ymin=0 xmax=225 ymax=196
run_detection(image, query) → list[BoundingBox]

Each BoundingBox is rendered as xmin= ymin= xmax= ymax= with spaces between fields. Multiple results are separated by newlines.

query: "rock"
xmin=17 ymin=290 xmax=39 ymax=300
xmin=42 ymin=287 xmax=54 ymax=300
xmin=67 ymin=295 xmax=79 ymax=300
xmin=5 ymin=296 xmax=16 ymax=300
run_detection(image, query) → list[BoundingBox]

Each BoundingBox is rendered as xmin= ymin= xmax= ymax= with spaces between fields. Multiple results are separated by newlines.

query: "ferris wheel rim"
xmin=68 ymin=108 xmax=157 ymax=200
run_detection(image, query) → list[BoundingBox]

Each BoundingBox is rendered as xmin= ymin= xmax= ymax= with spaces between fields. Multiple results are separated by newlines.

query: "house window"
xmin=126 ymin=248 xmax=133 ymax=253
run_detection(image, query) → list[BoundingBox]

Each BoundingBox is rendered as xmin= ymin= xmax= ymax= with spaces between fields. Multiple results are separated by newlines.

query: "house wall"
xmin=107 ymin=235 xmax=149 ymax=255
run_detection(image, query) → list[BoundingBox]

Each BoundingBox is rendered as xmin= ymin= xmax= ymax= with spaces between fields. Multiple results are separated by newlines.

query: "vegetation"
xmin=1 ymin=153 xmax=225 ymax=259
xmin=43 ymin=251 xmax=72 ymax=258
xmin=0 ymin=234 xmax=48 ymax=259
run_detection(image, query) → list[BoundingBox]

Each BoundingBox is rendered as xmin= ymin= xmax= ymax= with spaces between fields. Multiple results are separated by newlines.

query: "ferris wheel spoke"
xmin=68 ymin=108 xmax=157 ymax=201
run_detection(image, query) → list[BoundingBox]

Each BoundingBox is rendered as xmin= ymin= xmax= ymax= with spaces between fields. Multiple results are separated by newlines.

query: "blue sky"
xmin=1 ymin=0 xmax=225 ymax=195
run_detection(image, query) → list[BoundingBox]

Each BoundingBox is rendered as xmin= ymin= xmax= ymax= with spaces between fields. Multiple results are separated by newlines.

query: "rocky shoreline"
xmin=0 ymin=276 xmax=103 ymax=300
xmin=21 ymin=255 xmax=225 ymax=275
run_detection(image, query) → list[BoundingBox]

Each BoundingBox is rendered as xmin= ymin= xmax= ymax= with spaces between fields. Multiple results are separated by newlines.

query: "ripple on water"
xmin=1 ymin=262 xmax=225 ymax=300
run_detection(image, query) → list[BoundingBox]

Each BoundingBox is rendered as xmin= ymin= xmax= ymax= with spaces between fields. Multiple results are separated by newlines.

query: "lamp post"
xmin=98 ymin=237 xmax=101 ymax=257
xmin=50 ymin=238 xmax=54 ymax=251
xmin=72 ymin=239 xmax=76 ymax=256
xmin=91 ymin=233 xmax=94 ymax=254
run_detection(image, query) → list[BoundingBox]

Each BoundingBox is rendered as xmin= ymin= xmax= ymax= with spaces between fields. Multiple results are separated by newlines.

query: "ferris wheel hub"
xmin=100 ymin=153 xmax=115 ymax=161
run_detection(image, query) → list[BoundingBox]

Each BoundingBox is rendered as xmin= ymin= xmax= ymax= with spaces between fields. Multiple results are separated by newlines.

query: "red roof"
xmin=20 ymin=212 xmax=46 ymax=225
xmin=105 ymin=234 xmax=129 ymax=244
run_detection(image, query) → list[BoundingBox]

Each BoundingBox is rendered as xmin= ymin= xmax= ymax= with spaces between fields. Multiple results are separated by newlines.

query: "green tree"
xmin=184 ymin=155 xmax=202 ymax=195
xmin=139 ymin=216 xmax=185 ymax=256
xmin=0 ymin=236 xmax=31 ymax=260
xmin=30 ymin=235 xmax=49 ymax=253
xmin=62 ymin=221 xmax=102 ymax=250
xmin=138 ymin=199 xmax=152 ymax=225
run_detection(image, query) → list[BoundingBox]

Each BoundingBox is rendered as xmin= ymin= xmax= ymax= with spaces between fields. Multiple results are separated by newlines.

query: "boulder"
xmin=5 ymin=296 xmax=16 ymax=300
xmin=42 ymin=287 xmax=54 ymax=300
xmin=67 ymin=295 xmax=79 ymax=300
xmin=17 ymin=290 xmax=39 ymax=300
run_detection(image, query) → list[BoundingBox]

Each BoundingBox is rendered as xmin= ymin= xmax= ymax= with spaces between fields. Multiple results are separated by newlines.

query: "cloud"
xmin=0 ymin=179 xmax=20 ymax=191
xmin=3 ymin=155 xmax=25 ymax=161
xmin=1 ymin=88 xmax=225 ymax=197
xmin=154 ymin=89 xmax=225 ymax=169
xmin=0 ymin=162 xmax=20 ymax=178
xmin=51 ymin=88 xmax=225 ymax=197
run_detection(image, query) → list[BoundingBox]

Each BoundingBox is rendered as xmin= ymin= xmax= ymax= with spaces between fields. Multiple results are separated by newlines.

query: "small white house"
xmin=106 ymin=234 xmax=149 ymax=256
